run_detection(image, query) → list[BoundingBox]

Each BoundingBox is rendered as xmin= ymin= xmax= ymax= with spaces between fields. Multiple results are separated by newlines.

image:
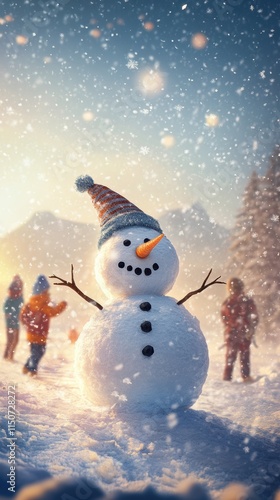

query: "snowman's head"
xmin=95 ymin=227 xmax=179 ymax=298
xmin=75 ymin=175 xmax=179 ymax=298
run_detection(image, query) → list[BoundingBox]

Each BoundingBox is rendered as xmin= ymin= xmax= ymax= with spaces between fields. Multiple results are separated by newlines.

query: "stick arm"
xmin=49 ymin=264 xmax=103 ymax=310
xmin=177 ymin=268 xmax=226 ymax=306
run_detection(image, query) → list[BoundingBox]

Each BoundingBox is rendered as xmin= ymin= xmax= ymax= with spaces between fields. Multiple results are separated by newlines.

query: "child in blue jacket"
xmin=3 ymin=275 xmax=24 ymax=361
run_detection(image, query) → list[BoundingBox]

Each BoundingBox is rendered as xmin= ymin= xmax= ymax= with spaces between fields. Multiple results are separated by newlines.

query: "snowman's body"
xmin=75 ymin=295 xmax=208 ymax=412
xmin=74 ymin=225 xmax=209 ymax=412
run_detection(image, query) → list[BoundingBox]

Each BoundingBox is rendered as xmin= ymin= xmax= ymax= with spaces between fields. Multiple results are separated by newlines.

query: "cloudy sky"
xmin=0 ymin=0 xmax=279 ymax=235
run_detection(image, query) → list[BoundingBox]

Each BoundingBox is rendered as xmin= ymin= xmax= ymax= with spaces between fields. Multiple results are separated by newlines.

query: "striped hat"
xmin=75 ymin=175 xmax=162 ymax=247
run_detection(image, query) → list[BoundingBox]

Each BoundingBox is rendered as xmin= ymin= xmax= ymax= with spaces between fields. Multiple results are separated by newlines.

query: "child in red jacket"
xmin=21 ymin=275 xmax=67 ymax=376
xmin=221 ymin=277 xmax=258 ymax=382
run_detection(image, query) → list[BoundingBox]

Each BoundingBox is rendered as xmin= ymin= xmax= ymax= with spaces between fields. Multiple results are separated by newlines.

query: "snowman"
xmin=51 ymin=175 xmax=224 ymax=413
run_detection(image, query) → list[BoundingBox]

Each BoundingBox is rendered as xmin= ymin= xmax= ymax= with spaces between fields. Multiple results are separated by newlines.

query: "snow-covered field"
xmin=0 ymin=328 xmax=279 ymax=499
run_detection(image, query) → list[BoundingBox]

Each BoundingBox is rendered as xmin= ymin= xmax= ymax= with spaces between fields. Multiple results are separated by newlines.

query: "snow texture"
xmin=75 ymin=295 xmax=208 ymax=412
xmin=75 ymin=224 xmax=207 ymax=412
xmin=0 ymin=333 xmax=279 ymax=499
xmin=95 ymin=228 xmax=179 ymax=299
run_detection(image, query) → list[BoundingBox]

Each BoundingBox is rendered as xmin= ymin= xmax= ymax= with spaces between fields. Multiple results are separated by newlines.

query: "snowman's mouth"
xmin=118 ymin=261 xmax=159 ymax=276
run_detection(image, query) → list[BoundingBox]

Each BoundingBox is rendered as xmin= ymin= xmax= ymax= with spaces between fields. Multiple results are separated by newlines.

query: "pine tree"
xmin=256 ymin=146 xmax=280 ymax=338
xmin=227 ymin=146 xmax=280 ymax=341
xmin=228 ymin=171 xmax=262 ymax=276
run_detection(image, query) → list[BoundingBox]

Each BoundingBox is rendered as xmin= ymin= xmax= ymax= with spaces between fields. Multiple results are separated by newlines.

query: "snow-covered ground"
xmin=0 ymin=328 xmax=279 ymax=499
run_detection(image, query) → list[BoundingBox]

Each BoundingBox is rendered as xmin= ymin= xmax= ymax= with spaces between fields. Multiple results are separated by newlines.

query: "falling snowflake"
xmin=271 ymin=214 xmax=279 ymax=222
xmin=236 ymin=87 xmax=245 ymax=95
xmin=123 ymin=378 xmax=132 ymax=385
xmin=174 ymin=104 xmax=184 ymax=115
xmin=126 ymin=59 xmax=138 ymax=70
xmin=139 ymin=146 xmax=150 ymax=155
xmin=260 ymin=70 xmax=266 ymax=79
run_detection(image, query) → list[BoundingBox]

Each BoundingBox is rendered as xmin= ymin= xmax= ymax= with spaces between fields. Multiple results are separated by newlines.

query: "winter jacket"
xmin=221 ymin=293 xmax=258 ymax=343
xmin=3 ymin=296 xmax=24 ymax=329
xmin=20 ymin=292 xmax=67 ymax=344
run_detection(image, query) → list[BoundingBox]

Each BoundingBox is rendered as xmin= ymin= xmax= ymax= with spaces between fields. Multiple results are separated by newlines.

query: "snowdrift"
xmin=0 ymin=331 xmax=279 ymax=499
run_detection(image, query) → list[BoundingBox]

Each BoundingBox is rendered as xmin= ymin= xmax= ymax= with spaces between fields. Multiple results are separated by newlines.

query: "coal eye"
xmin=123 ymin=240 xmax=131 ymax=246
xmin=144 ymin=238 xmax=150 ymax=243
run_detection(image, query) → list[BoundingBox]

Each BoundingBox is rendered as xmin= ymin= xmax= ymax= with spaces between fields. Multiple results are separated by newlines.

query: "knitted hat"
xmin=75 ymin=175 xmax=162 ymax=247
xmin=32 ymin=275 xmax=50 ymax=296
xmin=8 ymin=275 xmax=23 ymax=298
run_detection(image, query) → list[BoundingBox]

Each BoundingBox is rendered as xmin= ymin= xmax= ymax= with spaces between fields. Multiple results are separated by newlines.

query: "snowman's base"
xmin=75 ymin=295 xmax=209 ymax=413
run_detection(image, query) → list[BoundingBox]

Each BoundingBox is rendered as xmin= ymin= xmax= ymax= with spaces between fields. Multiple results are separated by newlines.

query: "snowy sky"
xmin=0 ymin=0 xmax=279 ymax=235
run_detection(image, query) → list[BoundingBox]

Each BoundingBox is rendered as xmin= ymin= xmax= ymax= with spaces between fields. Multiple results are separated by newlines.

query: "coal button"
xmin=141 ymin=321 xmax=152 ymax=333
xmin=142 ymin=345 xmax=154 ymax=357
xmin=139 ymin=302 xmax=151 ymax=311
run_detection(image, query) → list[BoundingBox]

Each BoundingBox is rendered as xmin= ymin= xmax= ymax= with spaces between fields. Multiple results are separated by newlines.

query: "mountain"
xmin=0 ymin=211 xmax=98 ymax=282
xmin=158 ymin=203 xmax=231 ymax=328
xmin=0 ymin=212 xmax=100 ymax=331
xmin=0 ymin=207 xmax=231 ymax=332
xmin=158 ymin=202 xmax=230 ymax=282
xmin=158 ymin=202 xmax=229 ymax=257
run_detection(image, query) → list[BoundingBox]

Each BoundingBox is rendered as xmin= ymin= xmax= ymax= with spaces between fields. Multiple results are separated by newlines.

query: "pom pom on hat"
xmin=32 ymin=275 xmax=50 ymax=296
xmin=75 ymin=175 xmax=94 ymax=193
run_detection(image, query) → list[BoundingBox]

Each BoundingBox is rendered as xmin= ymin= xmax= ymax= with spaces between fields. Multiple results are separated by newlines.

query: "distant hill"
xmin=158 ymin=203 xmax=230 ymax=328
xmin=159 ymin=202 xmax=229 ymax=262
xmin=0 ymin=210 xmax=98 ymax=283
xmin=0 ymin=207 xmax=231 ymax=332
xmin=0 ymin=212 xmax=100 ymax=332
xmin=158 ymin=202 xmax=230 ymax=287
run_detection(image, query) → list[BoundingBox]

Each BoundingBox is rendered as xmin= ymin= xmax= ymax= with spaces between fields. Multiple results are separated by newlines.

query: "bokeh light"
xmin=82 ymin=111 xmax=95 ymax=122
xmin=16 ymin=35 xmax=28 ymax=45
xmin=191 ymin=33 xmax=208 ymax=50
xmin=138 ymin=68 xmax=165 ymax=96
xmin=89 ymin=29 xmax=101 ymax=39
xmin=161 ymin=135 xmax=176 ymax=148
xmin=205 ymin=114 xmax=220 ymax=127
xmin=143 ymin=21 xmax=155 ymax=31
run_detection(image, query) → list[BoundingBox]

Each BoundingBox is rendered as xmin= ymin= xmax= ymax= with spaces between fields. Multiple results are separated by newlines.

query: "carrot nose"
xmin=135 ymin=234 xmax=164 ymax=259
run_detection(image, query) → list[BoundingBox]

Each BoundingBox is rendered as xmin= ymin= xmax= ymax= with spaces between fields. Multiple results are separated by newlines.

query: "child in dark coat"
xmin=21 ymin=275 xmax=67 ymax=376
xmin=221 ymin=277 xmax=258 ymax=382
xmin=3 ymin=275 xmax=24 ymax=361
